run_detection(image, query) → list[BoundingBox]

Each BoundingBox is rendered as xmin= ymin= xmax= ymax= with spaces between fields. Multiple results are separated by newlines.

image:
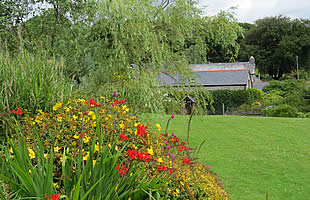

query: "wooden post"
xmin=266 ymin=192 xmax=268 ymax=200
xmin=222 ymin=103 xmax=225 ymax=115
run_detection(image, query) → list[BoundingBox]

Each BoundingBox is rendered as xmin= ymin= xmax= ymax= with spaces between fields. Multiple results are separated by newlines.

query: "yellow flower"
xmin=9 ymin=147 xmax=13 ymax=154
xmin=95 ymin=144 xmax=99 ymax=152
xmin=83 ymin=152 xmax=89 ymax=161
xmin=64 ymin=107 xmax=70 ymax=112
xmin=28 ymin=148 xmax=36 ymax=159
xmin=122 ymin=105 xmax=129 ymax=112
xmin=54 ymin=146 xmax=60 ymax=153
xmin=119 ymin=123 xmax=125 ymax=129
xmin=72 ymin=141 xmax=77 ymax=147
xmin=53 ymin=102 xmax=63 ymax=111
xmin=132 ymin=144 xmax=138 ymax=149
xmin=44 ymin=154 xmax=48 ymax=159
xmin=88 ymin=111 xmax=96 ymax=120
xmin=73 ymin=135 xmax=79 ymax=139
xmin=156 ymin=123 xmax=161 ymax=131
xmin=134 ymin=122 xmax=139 ymax=127
xmin=157 ymin=157 xmax=163 ymax=163
xmin=93 ymin=159 xmax=96 ymax=165
xmin=72 ymin=115 xmax=78 ymax=120
xmin=173 ymin=189 xmax=180 ymax=196
xmin=147 ymin=147 xmax=154 ymax=155
xmin=54 ymin=182 xmax=59 ymax=189
xmin=83 ymin=136 xmax=91 ymax=143
xmin=57 ymin=116 xmax=62 ymax=122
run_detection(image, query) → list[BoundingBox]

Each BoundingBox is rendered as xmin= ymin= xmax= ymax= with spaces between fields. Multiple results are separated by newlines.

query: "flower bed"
xmin=1 ymin=94 xmax=229 ymax=199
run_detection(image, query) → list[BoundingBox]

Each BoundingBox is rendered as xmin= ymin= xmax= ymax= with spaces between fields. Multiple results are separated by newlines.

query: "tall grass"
xmin=0 ymin=48 xmax=72 ymax=137
xmin=0 ymin=48 xmax=72 ymax=113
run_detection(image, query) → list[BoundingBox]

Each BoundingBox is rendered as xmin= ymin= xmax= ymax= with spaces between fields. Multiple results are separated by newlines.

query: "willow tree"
xmin=77 ymin=0 xmax=205 ymax=112
xmin=39 ymin=0 xmax=240 ymax=113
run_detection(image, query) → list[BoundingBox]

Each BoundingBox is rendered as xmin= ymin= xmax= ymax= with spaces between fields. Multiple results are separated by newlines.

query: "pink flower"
xmin=171 ymin=114 xmax=174 ymax=119
xmin=112 ymin=91 xmax=117 ymax=97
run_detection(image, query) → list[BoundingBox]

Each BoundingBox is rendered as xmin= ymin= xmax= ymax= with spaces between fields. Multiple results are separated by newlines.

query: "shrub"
xmin=211 ymin=89 xmax=254 ymax=114
xmin=266 ymin=104 xmax=298 ymax=118
xmin=1 ymin=95 xmax=229 ymax=199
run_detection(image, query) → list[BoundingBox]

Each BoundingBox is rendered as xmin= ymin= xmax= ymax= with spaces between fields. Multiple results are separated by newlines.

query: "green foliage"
xmin=165 ymin=88 xmax=214 ymax=115
xmin=1 ymin=0 xmax=245 ymax=113
xmin=239 ymin=16 xmax=310 ymax=79
xmin=0 ymin=48 xmax=72 ymax=114
xmin=204 ymin=11 xmax=244 ymax=63
xmin=251 ymin=88 xmax=264 ymax=103
xmin=266 ymin=104 xmax=298 ymax=118
xmin=263 ymin=80 xmax=310 ymax=113
xmin=211 ymin=89 xmax=254 ymax=114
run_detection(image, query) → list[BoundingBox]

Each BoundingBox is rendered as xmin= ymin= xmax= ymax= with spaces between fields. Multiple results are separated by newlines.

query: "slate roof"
xmin=253 ymin=82 xmax=269 ymax=91
xmin=159 ymin=69 xmax=249 ymax=86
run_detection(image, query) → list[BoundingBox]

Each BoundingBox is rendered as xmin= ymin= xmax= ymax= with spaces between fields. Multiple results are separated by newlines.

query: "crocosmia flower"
xmin=119 ymin=133 xmax=129 ymax=141
xmin=10 ymin=107 xmax=22 ymax=116
xmin=89 ymin=99 xmax=99 ymax=106
xmin=116 ymin=164 xmax=128 ymax=175
xmin=182 ymin=157 xmax=191 ymax=164
xmin=45 ymin=194 xmax=59 ymax=200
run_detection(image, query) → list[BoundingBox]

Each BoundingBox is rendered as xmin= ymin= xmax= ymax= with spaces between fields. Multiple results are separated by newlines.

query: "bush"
xmin=1 ymin=95 xmax=229 ymax=199
xmin=211 ymin=89 xmax=254 ymax=114
xmin=266 ymin=104 xmax=298 ymax=118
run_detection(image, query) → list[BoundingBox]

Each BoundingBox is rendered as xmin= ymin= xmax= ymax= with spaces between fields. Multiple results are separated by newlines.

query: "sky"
xmin=196 ymin=0 xmax=310 ymax=23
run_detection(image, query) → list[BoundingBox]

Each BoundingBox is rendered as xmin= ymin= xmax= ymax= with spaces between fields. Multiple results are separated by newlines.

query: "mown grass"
xmin=141 ymin=114 xmax=310 ymax=200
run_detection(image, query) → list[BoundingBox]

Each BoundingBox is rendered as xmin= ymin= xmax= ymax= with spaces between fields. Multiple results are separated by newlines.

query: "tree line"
xmin=1 ymin=1 xmax=310 ymax=112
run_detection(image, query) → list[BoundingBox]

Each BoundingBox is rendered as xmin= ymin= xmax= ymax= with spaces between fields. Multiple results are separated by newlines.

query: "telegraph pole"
xmin=296 ymin=56 xmax=299 ymax=80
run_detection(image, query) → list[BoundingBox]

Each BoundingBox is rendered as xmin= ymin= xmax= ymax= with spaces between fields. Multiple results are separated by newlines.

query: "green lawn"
xmin=141 ymin=114 xmax=310 ymax=200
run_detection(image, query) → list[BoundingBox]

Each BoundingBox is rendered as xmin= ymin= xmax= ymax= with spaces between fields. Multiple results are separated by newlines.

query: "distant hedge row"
xmin=165 ymin=88 xmax=264 ymax=115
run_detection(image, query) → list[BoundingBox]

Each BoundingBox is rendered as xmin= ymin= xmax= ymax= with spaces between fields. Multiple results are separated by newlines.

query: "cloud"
xmin=196 ymin=0 xmax=310 ymax=22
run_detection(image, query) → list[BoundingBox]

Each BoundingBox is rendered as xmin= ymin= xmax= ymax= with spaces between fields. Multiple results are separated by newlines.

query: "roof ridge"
xmin=192 ymin=69 xmax=249 ymax=72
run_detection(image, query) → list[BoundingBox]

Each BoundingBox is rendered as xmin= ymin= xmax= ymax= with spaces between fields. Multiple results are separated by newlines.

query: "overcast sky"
xmin=196 ymin=0 xmax=310 ymax=23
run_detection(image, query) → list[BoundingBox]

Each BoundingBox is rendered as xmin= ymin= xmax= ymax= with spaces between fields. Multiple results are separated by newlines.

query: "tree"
xmin=239 ymin=16 xmax=310 ymax=79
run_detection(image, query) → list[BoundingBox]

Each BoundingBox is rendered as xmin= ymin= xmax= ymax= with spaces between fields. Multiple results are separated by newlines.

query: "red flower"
xmin=79 ymin=133 xmax=84 ymax=138
xmin=45 ymin=194 xmax=59 ymax=200
xmin=119 ymin=133 xmax=129 ymax=141
xmin=158 ymin=164 xmax=168 ymax=171
xmin=89 ymin=99 xmax=99 ymax=106
xmin=169 ymin=136 xmax=180 ymax=144
xmin=114 ymin=99 xmax=126 ymax=105
xmin=178 ymin=145 xmax=186 ymax=152
xmin=127 ymin=149 xmax=150 ymax=162
xmin=137 ymin=124 xmax=148 ymax=137
xmin=182 ymin=157 xmax=191 ymax=164
xmin=116 ymin=164 xmax=128 ymax=175
xmin=11 ymin=107 xmax=22 ymax=116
